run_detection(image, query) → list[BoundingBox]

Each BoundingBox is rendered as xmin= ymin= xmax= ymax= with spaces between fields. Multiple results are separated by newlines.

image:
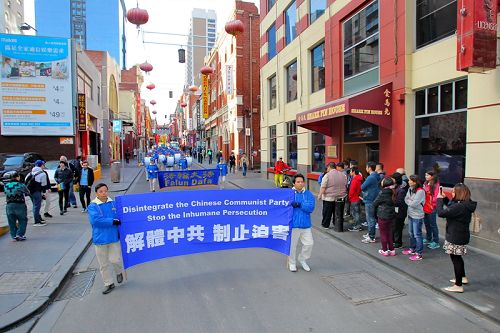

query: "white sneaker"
xmin=363 ymin=233 xmax=370 ymax=239
xmin=289 ymin=263 xmax=297 ymax=272
xmin=299 ymin=260 xmax=311 ymax=272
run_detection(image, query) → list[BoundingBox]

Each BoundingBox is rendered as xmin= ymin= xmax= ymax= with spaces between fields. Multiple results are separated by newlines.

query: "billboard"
xmin=0 ymin=34 xmax=74 ymax=136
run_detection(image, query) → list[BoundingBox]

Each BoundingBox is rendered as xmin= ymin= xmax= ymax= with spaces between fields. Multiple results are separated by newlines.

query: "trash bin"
xmin=111 ymin=161 xmax=121 ymax=183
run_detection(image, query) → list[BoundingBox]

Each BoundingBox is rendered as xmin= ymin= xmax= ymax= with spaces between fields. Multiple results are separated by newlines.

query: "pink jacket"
xmin=424 ymin=181 xmax=440 ymax=208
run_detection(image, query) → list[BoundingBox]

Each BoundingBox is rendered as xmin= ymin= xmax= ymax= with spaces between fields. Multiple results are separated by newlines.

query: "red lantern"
xmin=180 ymin=102 xmax=187 ymax=107
xmin=150 ymin=100 xmax=156 ymax=105
xmin=127 ymin=7 xmax=149 ymax=28
xmin=200 ymin=66 xmax=214 ymax=75
xmin=140 ymin=62 xmax=153 ymax=73
xmin=146 ymin=83 xmax=155 ymax=90
xmin=225 ymin=20 xmax=244 ymax=36
xmin=189 ymin=85 xmax=198 ymax=92
xmin=152 ymin=110 xmax=157 ymax=115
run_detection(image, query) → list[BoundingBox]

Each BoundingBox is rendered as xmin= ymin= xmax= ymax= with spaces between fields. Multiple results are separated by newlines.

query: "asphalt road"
xmin=29 ymin=174 xmax=500 ymax=333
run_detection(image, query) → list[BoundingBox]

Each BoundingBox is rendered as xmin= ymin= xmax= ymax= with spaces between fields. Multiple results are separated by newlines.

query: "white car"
xmin=44 ymin=160 xmax=60 ymax=191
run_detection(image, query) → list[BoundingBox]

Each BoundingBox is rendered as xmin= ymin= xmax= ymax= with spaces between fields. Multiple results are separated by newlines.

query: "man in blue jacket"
xmin=361 ymin=161 xmax=381 ymax=243
xmin=87 ymin=183 xmax=125 ymax=294
xmin=289 ymin=174 xmax=315 ymax=272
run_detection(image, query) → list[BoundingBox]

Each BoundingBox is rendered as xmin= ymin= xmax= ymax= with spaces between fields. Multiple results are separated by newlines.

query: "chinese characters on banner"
xmin=202 ymin=74 xmax=209 ymax=119
xmin=157 ymin=169 xmax=220 ymax=188
xmin=226 ymin=65 xmax=233 ymax=95
xmin=78 ymin=93 xmax=86 ymax=131
xmin=0 ymin=34 xmax=73 ymax=136
xmin=115 ymin=188 xmax=294 ymax=268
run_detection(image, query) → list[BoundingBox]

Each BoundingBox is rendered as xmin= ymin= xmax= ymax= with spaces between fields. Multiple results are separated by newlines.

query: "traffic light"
xmin=178 ymin=48 xmax=185 ymax=63
xmin=169 ymin=91 xmax=173 ymax=98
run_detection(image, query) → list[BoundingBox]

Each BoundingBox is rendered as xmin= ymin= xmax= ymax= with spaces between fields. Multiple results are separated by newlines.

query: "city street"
xmin=26 ymin=169 xmax=499 ymax=333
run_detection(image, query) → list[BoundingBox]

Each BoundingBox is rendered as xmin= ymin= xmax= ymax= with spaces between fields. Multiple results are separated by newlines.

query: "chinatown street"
xmin=7 ymin=164 xmax=497 ymax=333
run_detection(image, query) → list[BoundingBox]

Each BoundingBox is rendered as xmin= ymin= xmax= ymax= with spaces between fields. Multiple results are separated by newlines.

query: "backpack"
xmin=25 ymin=171 xmax=43 ymax=193
xmin=423 ymin=190 xmax=434 ymax=214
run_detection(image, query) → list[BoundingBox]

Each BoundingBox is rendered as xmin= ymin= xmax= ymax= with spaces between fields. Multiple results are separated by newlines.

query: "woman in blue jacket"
xmin=87 ymin=183 xmax=125 ymax=294
xmin=289 ymin=174 xmax=315 ymax=272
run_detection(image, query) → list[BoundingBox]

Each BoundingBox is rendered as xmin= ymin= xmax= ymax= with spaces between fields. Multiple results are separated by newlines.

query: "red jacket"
xmin=348 ymin=174 xmax=363 ymax=203
xmin=274 ymin=160 xmax=289 ymax=174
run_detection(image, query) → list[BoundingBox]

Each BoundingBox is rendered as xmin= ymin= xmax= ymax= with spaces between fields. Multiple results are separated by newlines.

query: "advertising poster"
xmin=0 ymin=34 xmax=73 ymax=136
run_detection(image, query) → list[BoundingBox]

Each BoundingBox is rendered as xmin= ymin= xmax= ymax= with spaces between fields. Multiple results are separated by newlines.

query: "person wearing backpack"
xmin=423 ymin=170 xmax=441 ymax=249
xmin=403 ymin=175 xmax=425 ymax=261
xmin=4 ymin=172 xmax=31 ymax=241
xmin=27 ymin=160 xmax=49 ymax=226
xmin=373 ymin=177 xmax=397 ymax=256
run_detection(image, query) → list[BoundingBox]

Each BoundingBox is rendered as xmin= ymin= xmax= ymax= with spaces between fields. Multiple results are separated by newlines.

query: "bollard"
xmin=111 ymin=161 xmax=121 ymax=183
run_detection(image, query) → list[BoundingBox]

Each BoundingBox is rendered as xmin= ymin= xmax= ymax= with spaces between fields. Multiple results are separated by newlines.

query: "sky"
xmin=124 ymin=0 xmax=260 ymax=125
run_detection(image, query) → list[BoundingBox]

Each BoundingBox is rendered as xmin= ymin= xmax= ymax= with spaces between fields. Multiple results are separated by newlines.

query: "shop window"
xmin=269 ymin=125 xmax=277 ymax=167
xmin=268 ymin=24 xmax=276 ymax=60
xmin=268 ymin=0 xmax=276 ymax=11
xmin=343 ymin=0 xmax=379 ymax=95
xmin=311 ymin=42 xmax=325 ymax=93
xmin=415 ymin=78 xmax=467 ymax=187
xmin=286 ymin=121 xmax=297 ymax=169
xmin=344 ymin=117 xmax=379 ymax=143
xmin=285 ymin=1 xmax=297 ymax=45
xmin=310 ymin=0 xmax=326 ymax=24
xmin=416 ymin=0 xmax=457 ymax=49
xmin=269 ymin=74 xmax=277 ymax=110
xmin=286 ymin=61 xmax=297 ymax=102
xmin=414 ymin=78 xmax=467 ymax=116
xmin=312 ymin=132 xmax=325 ymax=172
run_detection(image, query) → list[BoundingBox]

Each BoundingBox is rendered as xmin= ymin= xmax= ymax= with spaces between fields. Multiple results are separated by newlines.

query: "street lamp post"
xmin=19 ymin=22 xmax=37 ymax=32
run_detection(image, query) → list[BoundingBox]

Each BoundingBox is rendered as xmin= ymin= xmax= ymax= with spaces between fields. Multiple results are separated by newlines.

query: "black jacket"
xmin=54 ymin=167 xmax=73 ymax=186
xmin=373 ymin=188 xmax=396 ymax=220
xmin=395 ymin=182 xmax=409 ymax=219
xmin=437 ymin=197 xmax=477 ymax=245
xmin=76 ymin=167 xmax=95 ymax=187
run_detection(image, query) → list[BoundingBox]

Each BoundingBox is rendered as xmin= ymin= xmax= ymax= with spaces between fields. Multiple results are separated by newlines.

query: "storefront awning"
xmin=296 ymin=83 xmax=393 ymax=136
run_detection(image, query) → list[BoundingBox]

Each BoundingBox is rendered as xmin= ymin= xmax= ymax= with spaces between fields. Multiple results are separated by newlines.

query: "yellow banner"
xmin=202 ymin=74 xmax=209 ymax=119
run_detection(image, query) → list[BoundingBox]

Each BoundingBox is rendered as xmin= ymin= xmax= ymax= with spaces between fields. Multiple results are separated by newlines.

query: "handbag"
xmin=470 ymin=212 xmax=482 ymax=234
xmin=73 ymin=183 xmax=80 ymax=192
xmin=57 ymin=183 xmax=64 ymax=192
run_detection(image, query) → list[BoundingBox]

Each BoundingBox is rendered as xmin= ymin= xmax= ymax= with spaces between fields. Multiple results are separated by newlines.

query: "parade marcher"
xmin=240 ymin=153 xmax=248 ymax=177
xmin=317 ymin=162 xmax=348 ymax=231
xmin=54 ymin=160 xmax=73 ymax=215
xmin=437 ymin=183 xmax=476 ymax=293
xmin=143 ymin=154 xmax=151 ymax=180
xmin=423 ymin=170 xmax=441 ymax=249
xmin=4 ymin=172 xmax=30 ymax=241
xmin=41 ymin=162 xmax=53 ymax=218
xmin=27 ymin=160 xmax=49 ymax=226
xmin=207 ymin=149 xmax=213 ymax=164
xmin=217 ymin=157 xmax=228 ymax=187
xmin=373 ymin=177 xmax=397 ymax=256
xmin=347 ymin=167 xmax=364 ymax=232
xmin=77 ymin=161 xmax=95 ymax=212
xmin=392 ymin=172 xmax=409 ymax=248
xmin=288 ymin=174 xmax=315 ymax=272
xmin=146 ymin=159 xmax=159 ymax=192
xmin=361 ymin=162 xmax=380 ymax=243
xmin=229 ymin=152 xmax=236 ymax=174
xmin=87 ymin=183 xmax=125 ymax=295
xmin=403 ymin=175 xmax=426 ymax=261
xmin=274 ymin=157 xmax=290 ymax=188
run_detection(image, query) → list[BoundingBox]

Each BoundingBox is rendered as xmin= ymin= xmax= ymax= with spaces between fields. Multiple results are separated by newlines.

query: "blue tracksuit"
xmin=87 ymin=197 xmax=119 ymax=245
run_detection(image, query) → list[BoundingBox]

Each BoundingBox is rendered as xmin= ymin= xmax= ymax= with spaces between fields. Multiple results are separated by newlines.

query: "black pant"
xmin=229 ymin=163 xmax=235 ymax=173
xmin=450 ymin=254 xmax=466 ymax=286
xmin=321 ymin=200 xmax=345 ymax=230
xmin=79 ymin=185 xmax=91 ymax=209
xmin=393 ymin=217 xmax=406 ymax=247
xmin=58 ymin=187 xmax=69 ymax=212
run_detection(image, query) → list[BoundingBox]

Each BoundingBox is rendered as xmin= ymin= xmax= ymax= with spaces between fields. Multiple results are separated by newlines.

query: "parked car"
xmin=0 ymin=152 xmax=45 ymax=191
xmin=44 ymin=160 xmax=60 ymax=191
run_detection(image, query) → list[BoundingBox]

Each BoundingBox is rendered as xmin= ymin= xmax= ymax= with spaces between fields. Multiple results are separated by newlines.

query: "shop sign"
xmin=112 ymin=120 xmax=122 ymax=133
xmin=59 ymin=137 xmax=73 ymax=144
xmin=327 ymin=145 xmax=338 ymax=158
xmin=202 ymin=74 xmax=209 ymax=119
xmin=78 ymin=93 xmax=86 ymax=131
xmin=457 ymin=0 xmax=498 ymax=72
xmin=226 ymin=65 xmax=233 ymax=95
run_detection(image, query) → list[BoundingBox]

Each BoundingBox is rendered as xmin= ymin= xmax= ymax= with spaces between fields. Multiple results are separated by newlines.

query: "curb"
xmin=0 ymin=225 xmax=8 ymax=237
xmin=314 ymin=226 xmax=500 ymax=326
xmin=0 ymin=168 xmax=143 ymax=332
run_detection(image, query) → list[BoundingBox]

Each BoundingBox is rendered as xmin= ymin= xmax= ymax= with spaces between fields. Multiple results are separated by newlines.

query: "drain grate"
xmin=322 ymin=271 xmax=405 ymax=305
xmin=56 ymin=270 xmax=96 ymax=301
xmin=0 ymin=272 xmax=50 ymax=294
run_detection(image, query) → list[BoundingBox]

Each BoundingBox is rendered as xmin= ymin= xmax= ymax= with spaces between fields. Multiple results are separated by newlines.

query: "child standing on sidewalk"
xmin=373 ymin=177 xmax=397 ymax=256
xmin=4 ymin=172 xmax=30 ymax=241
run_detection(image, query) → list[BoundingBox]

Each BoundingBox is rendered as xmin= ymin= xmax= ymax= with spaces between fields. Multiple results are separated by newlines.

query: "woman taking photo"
xmin=437 ymin=183 xmax=477 ymax=293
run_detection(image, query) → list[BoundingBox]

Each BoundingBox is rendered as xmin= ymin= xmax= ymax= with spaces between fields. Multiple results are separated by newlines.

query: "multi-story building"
xmin=185 ymin=8 xmax=217 ymax=87
xmin=0 ymin=0 xmax=24 ymax=34
xmin=203 ymin=0 xmax=261 ymax=168
xmin=119 ymin=65 xmax=144 ymax=154
xmin=259 ymin=0 xmax=499 ymax=254
xmin=34 ymin=0 xmax=126 ymax=67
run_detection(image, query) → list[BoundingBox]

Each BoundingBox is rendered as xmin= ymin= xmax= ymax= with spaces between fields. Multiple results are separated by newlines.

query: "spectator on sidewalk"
xmin=392 ymin=172 xmax=409 ymax=248
xmin=77 ymin=161 xmax=95 ymax=213
xmin=423 ymin=170 xmax=441 ymax=249
xmin=403 ymin=175 xmax=425 ymax=261
xmin=396 ymin=167 xmax=409 ymax=184
xmin=344 ymin=160 xmax=358 ymax=217
xmin=207 ymin=149 xmax=213 ymax=164
xmin=288 ymin=174 xmax=315 ymax=272
xmin=376 ymin=163 xmax=386 ymax=180
xmin=361 ymin=162 xmax=380 ymax=243
xmin=87 ymin=183 xmax=125 ymax=295
xmin=54 ymin=161 xmax=73 ymax=215
xmin=28 ymin=160 xmax=48 ymax=226
xmin=125 ymin=150 xmax=130 ymax=164
xmin=229 ymin=152 xmax=236 ymax=174
xmin=4 ymin=172 xmax=30 ymax=241
xmin=146 ymin=159 xmax=159 ymax=192
xmin=274 ymin=157 xmax=290 ymax=188
xmin=41 ymin=162 xmax=53 ymax=219
xmin=348 ymin=167 xmax=364 ymax=232
xmin=373 ymin=177 xmax=397 ymax=256
xmin=318 ymin=162 xmax=347 ymax=231
xmin=437 ymin=183 xmax=476 ymax=293
xmin=240 ymin=153 xmax=248 ymax=177
xmin=60 ymin=156 xmax=79 ymax=208
xmin=216 ymin=150 xmax=223 ymax=163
